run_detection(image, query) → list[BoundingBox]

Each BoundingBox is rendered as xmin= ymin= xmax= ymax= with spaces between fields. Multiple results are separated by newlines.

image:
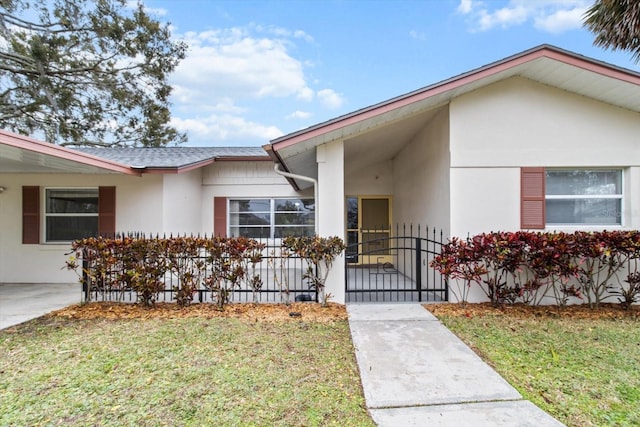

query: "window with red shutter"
xmin=23 ymin=186 xmax=117 ymax=243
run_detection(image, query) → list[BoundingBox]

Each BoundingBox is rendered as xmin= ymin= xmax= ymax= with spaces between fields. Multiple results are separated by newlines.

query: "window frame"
xmin=43 ymin=187 xmax=100 ymax=243
xmin=544 ymin=169 xmax=624 ymax=228
xmin=227 ymin=197 xmax=315 ymax=239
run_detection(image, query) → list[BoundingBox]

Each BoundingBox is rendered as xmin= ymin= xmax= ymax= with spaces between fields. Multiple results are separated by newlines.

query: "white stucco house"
xmin=3 ymin=44 xmax=640 ymax=303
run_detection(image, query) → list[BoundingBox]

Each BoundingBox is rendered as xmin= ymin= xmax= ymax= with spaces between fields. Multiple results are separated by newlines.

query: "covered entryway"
xmin=345 ymin=225 xmax=448 ymax=302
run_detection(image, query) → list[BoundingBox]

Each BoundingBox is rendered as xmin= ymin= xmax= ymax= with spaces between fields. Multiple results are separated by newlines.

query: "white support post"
xmin=317 ymin=140 xmax=346 ymax=304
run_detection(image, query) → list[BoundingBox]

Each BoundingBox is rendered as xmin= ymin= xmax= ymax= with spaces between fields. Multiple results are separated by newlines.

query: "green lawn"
xmin=0 ymin=316 xmax=374 ymax=427
xmin=437 ymin=313 xmax=640 ymax=427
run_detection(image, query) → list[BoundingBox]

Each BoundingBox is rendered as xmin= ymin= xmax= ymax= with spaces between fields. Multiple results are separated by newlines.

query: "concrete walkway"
xmin=347 ymin=304 xmax=565 ymax=427
xmin=0 ymin=283 xmax=81 ymax=330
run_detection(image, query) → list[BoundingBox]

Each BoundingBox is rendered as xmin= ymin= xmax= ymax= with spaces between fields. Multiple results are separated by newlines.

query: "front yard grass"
xmin=429 ymin=305 xmax=640 ymax=427
xmin=0 ymin=313 xmax=374 ymax=426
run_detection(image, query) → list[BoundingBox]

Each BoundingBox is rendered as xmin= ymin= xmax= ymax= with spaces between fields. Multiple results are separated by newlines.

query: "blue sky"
xmin=143 ymin=0 xmax=640 ymax=147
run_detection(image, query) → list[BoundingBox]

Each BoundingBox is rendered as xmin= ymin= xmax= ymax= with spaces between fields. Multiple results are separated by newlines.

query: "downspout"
xmin=273 ymin=163 xmax=319 ymax=234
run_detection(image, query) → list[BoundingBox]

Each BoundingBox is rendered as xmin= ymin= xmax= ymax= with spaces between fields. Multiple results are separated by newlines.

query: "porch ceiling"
xmin=273 ymin=102 xmax=445 ymax=190
xmin=267 ymin=45 xmax=640 ymax=191
xmin=343 ymin=107 xmax=443 ymax=176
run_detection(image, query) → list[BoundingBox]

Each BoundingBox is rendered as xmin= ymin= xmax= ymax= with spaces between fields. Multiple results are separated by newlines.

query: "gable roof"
xmin=0 ymin=129 xmax=269 ymax=174
xmin=74 ymin=147 xmax=269 ymax=173
xmin=264 ymin=44 xmax=640 ymax=189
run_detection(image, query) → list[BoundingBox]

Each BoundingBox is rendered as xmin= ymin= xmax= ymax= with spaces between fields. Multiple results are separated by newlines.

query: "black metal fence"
xmin=345 ymin=225 xmax=448 ymax=303
xmin=80 ymin=238 xmax=318 ymax=304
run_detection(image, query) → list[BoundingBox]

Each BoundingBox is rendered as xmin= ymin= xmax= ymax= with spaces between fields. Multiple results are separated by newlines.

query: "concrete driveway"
xmin=0 ymin=283 xmax=81 ymax=330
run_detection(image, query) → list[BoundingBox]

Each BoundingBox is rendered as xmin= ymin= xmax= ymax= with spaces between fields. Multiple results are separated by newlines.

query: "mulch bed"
xmin=47 ymin=301 xmax=640 ymax=324
xmin=49 ymin=301 xmax=348 ymax=323
xmin=424 ymin=302 xmax=640 ymax=320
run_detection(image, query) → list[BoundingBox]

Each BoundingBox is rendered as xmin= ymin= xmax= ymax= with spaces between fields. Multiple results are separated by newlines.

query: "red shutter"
xmin=98 ymin=187 xmax=116 ymax=237
xmin=214 ymin=197 xmax=227 ymax=237
xmin=521 ymin=167 xmax=545 ymax=229
xmin=22 ymin=186 xmax=40 ymax=244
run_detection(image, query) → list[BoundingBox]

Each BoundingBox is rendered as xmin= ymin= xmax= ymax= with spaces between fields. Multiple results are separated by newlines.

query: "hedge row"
xmin=66 ymin=235 xmax=345 ymax=308
xmin=430 ymin=230 xmax=640 ymax=308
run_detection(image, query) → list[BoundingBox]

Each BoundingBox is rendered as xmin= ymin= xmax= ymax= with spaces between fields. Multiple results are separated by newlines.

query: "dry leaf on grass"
xmin=424 ymin=302 xmax=640 ymax=320
xmin=49 ymin=302 xmax=348 ymax=323
xmin=48 ymin=301 xmax=639 ymax=323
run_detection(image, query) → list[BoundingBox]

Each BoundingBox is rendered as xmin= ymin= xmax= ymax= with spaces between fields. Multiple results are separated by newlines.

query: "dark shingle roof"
xmin=73 ymin=147 xmax=268 ymax=169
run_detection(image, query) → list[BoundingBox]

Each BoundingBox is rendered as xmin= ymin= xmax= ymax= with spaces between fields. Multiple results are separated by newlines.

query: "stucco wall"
xmin=449 ymin=76 xmax=640 ymax=237
xmin=0 ymin=173 xmax=163 ymax=283
xmin=162 ymin=169 xmax=203 ymax=235
xmin=345 ymin=159 xmax=393 ymax=195
xmin=450 ymin=76 xmax=640 ymax=168
xmin=450 ymin=167 xmax=520 ymax=237
xmin=393 ymin=107 xmax=451 ymax=234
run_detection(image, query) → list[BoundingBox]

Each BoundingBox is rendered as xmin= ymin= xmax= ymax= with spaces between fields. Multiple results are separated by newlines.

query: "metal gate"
xmin=345 ymin=225 xmax=448 ymax=303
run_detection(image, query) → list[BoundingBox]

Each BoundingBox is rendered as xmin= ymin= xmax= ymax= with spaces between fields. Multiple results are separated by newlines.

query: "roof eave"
xmin=216 ymin=155 xmax=271 ymax=162
xmin=269 ymin=44 xmax=640 ymax=151
xmin=0 ymin=130 xmax=141 ymax=176
xmin=136 ymin=155 xmax=272 ymax=174
xmin=262 ymin=144 xmax=301 ymax=191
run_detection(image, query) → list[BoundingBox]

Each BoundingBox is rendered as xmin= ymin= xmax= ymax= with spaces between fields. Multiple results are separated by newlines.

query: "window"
xmin=545 ymin=170 xmax=622 ymax=226
xmin=45 ymin=188 xmax=99 ymax=242
xmin=228 ymin=198 xmax=315 ymax=238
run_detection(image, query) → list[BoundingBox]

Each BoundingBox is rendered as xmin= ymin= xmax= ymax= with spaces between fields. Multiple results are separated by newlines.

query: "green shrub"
xmin=282 ymin=236 xmax=345 ymax=307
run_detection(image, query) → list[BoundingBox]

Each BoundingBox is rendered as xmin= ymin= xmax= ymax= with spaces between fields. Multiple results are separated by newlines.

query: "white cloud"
xmin=293 ymin=30 xmax=314 ymax=42
xmin=317 ymin=89 xmax=345 ymax=109
xmin=458 ymin=0 xmax=589 ymax=33
xmin=130 ymin=1 xmax=167 ymax=16
xmin=297 ymin=87 xmax=314 ymax=101
xmin=409 ymin=30 xmax=427 ymax=41
xmin=534 ymin=6 xmax=587 ymax=33
xmin=173 ymin=31 xmax=309 ymax=101
xmin=457 ymin=0 xmax=474 ymax=14
xmin=286 ymin=110 xmax=312 ymax=120
xmin=478 ymin=5 xmax=528 ymax=30
xmin=252 ymin=24 xmax=314 ymax=42
xmin=163 ymin=22 xmax=344 ymax=144
xmin=171 ymin=115 xmax=283 ymax=144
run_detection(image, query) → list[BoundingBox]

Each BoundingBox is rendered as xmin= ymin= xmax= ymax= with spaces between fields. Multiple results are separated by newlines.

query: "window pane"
xmin=275 ymin=212 xmax=314 ymax=225
xmin=229 ymin=199 xmax=270 ymax=213
xmin=46 ymin=216 xmax=98 ymax=241
xmin=229 ymin=226 xmax=271 ymax=238
xmin=229 ymin=212 xmax=270 ymax=226
xmin=546 ymin=199 xmax=621 ymax=225
xmin=346 ymin=230 xmax=359 ymax=264
xmin=228 ymin=198 xmax=315 ymax=238
xmin=274 ymin=226 xmax=315 ymax=238
xmin=274 ymin=198 xmax=314 ymax=213
xmin=546 ymin=170 xmax=621 ymax=196
xmin=46 ymin=189 xmax=98 ymax=213
xmin=347 ymin=197 xmax=358 ymax=229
